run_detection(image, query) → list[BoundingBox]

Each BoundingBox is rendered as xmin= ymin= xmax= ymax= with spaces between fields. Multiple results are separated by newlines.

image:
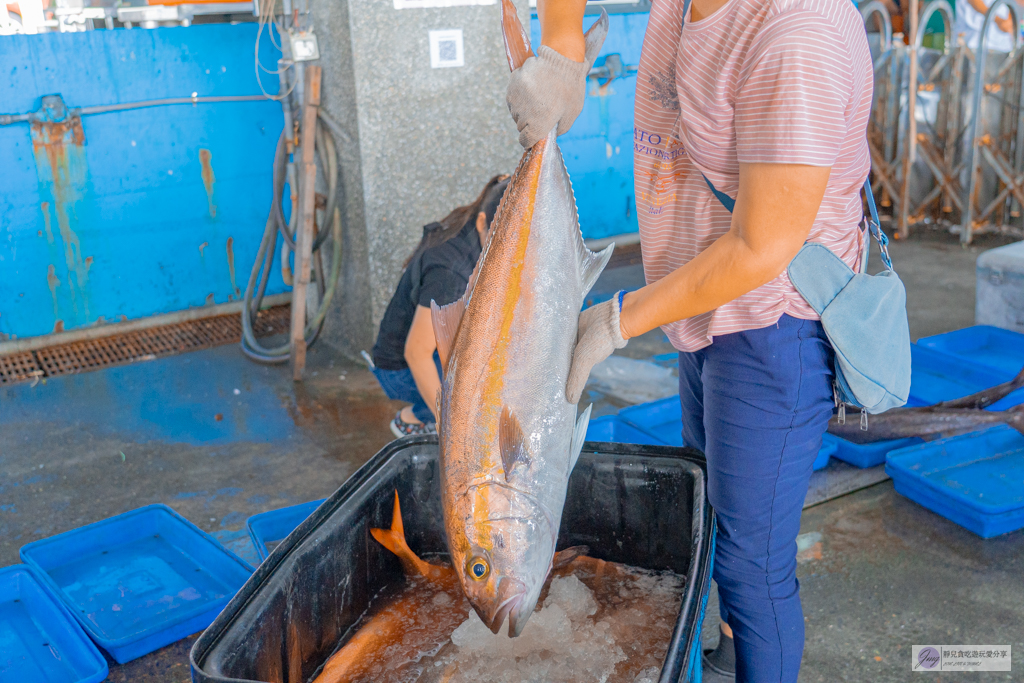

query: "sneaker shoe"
xmin=390 ymin=411 xmax=437 ymax=438
xmin=702 ymin=632 xmax=736 ymax=680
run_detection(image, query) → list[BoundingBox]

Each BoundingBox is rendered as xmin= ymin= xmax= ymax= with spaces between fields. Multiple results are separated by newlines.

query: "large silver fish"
xmin=429 ymin=1 xmax=611 ymax=638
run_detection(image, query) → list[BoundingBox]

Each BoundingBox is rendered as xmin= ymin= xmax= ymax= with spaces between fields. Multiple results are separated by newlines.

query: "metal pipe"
xmin=0 ymin=94 xmax=269 ymax=126
xmin=914 ymin=0 xmax=954 ymax=49
xmin=0 ymin=293 xmax=290 ymax=355
xmin=961 ymin=0 xmax=1022 ymax=243
xmin=860 ymin=0 xmax=893 ymax=59
xmin=898 ymin=0 xmax=921 ymax=238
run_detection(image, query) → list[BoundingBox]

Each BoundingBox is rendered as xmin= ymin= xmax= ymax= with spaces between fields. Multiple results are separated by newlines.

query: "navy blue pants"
xmin=371 ymin=353 xmax=443 ymax=423
xmin=678 ymin=315 xmax=834 ymax=683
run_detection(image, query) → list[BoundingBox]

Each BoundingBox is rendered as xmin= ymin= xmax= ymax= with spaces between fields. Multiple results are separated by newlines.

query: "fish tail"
xmin=370 ymin=491 xmax=437 ymax=580
xmin=1008 ymin=404 xmax=1024 ymax=436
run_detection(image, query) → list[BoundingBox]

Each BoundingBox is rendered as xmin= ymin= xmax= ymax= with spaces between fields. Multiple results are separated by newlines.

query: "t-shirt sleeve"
xmin=735 ymin=13 xmax=855 ymax=166
xmin=417 ymin=261 xmax=468 ymax=309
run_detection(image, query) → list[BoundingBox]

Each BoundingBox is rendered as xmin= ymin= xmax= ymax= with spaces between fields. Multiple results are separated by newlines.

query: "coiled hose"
xmin=240 ymin=110 xmax=348 ymax=363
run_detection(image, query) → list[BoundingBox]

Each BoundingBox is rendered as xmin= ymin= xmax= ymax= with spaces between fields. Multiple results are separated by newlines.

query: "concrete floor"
xmin=1 ymin=230 xmax=1020 ymax=681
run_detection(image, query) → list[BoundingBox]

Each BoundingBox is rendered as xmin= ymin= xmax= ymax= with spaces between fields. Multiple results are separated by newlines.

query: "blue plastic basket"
xmin=909 ymin=345 xmax=1024 ymax=410
xmin=246 ymin=499 xmax=326 ymax=562
xmin=886 ymin=426 xmax=1024 ymax=538
xmin=20 ymin=504 xmax=253 ymax=663
xmin=823 ymin=432 xmax=924 ymax=469
xmin=813 ymin=437 xmax=837 ymax=471
xmin=917 ymin=326 xmax=1024 ymax=377
xmin=619 ymin=397 xmax=685 ymax=447
xmin=584 ymin=414 xmax=668 ymax=446
xmin=0 ymin=565 xmax=108 ymax=683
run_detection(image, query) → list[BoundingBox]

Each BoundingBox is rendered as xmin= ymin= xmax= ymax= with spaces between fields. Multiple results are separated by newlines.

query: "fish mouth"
xmin=507 ymin=593 xmax=538 ymax=637
xmin=473 ymin=577 xmax=526 ymax=635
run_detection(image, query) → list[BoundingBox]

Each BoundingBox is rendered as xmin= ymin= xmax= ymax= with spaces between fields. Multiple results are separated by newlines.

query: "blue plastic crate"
xmin=823 ymin=432 xmax=924 ymax=469
xmin=246 ymin=499 xmax=326 ymax=562
xmin=620 ymin=397 xmax=685 ymax=447
xmin=585 ymin=415 xmax=668 ymax=446
xmin=0 ymin=565 xmax=107 ymax=683
xmin=20 ymin=504 xmax=253 ymax=663
xmin=886 ymin=426 xmax=1024 ymax=538
xmin=917 ymin=326 xmax=1024 ymax=377
xmin=909 ymin=345 xmax=1024 ymax=410
xmin=813 ymin=437 xmax=837 ymax=471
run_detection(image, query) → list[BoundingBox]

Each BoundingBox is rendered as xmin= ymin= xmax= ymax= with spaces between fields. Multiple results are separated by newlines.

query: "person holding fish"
xmin=369 ymin=175 xmax=509 ymax=438
xmin=508 ymin=0 xmax=876 ymax=680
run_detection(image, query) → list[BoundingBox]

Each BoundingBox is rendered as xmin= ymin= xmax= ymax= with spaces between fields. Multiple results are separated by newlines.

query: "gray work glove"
xmin=506 ymin=11 xmax=609 ymax=149
xmin=566 ymin=292 xmax=628 ymax=404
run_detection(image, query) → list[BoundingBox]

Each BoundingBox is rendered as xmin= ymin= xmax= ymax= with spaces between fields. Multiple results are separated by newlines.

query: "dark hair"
xmin=404 ymin=174 xmax=511 ymax=267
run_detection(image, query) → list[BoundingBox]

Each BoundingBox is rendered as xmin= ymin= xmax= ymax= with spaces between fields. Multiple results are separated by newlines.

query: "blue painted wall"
xmin=0 ymin=24 xmax=284 ymax=339
xmin=533 ymin=12 xmax=648 ymax=240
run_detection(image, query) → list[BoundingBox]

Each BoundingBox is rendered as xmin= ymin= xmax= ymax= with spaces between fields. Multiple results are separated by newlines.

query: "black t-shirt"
xmin=372 ymin=220 xmax=482 ymax=370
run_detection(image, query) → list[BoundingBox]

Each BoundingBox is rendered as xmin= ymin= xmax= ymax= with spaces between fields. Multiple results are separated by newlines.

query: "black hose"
xmin=240 ymin=112 xmax=342 ymax=364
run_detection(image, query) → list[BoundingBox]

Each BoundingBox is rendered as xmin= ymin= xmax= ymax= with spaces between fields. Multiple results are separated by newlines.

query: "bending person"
xmin=370 ymin=175 xmax=510 ymax=438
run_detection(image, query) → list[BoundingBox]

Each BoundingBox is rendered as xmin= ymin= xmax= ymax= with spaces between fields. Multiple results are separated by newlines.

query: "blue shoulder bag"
xmin=703 ymin=175 xmax=911 ymax=420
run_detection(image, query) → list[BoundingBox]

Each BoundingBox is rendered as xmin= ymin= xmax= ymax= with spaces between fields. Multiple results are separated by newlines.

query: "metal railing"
xmin=866 ymin=0 xmax=1024 ymax=243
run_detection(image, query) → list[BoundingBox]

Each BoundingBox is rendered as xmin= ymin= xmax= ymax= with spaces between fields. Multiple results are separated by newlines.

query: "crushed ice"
xmin=426 ymin=567 xmax=684 ymax=683
xmin=446 ymin=576 xmax=624 ymax=682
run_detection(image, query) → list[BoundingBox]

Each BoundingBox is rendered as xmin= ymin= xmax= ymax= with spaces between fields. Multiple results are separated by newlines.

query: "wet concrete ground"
xmin=0 ymin=342 xmax=399 ymax=682
xmin=1 ymin=230 xmax=1020 ymax=681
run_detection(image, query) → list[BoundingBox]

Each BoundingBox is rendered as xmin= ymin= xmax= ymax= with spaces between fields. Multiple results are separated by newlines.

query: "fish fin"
xmin=580 ymin=242 xmax=614 ymax=298
xmin=370 ymin=491 xmax=437 ymax=580
xmin=568 ymin=403 xmax=592 ymax=475
xmin=552 ymin=545 xmax=590 ymax=568
xmin=500 ymin=0 xmax=533 ymax=72
xmin=499 ymin=406 xmax=532 ymax=481
xmin=431 ymin=296 xmax=466 ymax=372
xmin=583 ymin=10 xmax=610 ymax=66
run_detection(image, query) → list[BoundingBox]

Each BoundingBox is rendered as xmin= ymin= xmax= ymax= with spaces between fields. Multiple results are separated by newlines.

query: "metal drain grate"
xmin=0 ymin=352 xmax=45 ymax=385
xmin=0 ymin=305 xmax=291 ymax=385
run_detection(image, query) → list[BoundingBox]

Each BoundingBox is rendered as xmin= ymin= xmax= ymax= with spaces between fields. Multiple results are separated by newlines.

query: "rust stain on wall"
xmin=226 ymin=236 xmax=239 ymax=300
xmin=31 ymin=115 xmax=92 ymax=327
xmin=199 ymin=241 xmax=209 ymax=257
xmin=199 ymin=148 xmax=217 ymax=218
xmin=40 ymin=202 xmax=55 ymax=244
xmin=46 ymin=264 xmax=61 ymax=320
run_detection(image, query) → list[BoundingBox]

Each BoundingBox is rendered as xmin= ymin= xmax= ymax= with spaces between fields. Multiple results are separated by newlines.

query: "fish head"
xmin=450 ymin=479 xmax=557 ymax=637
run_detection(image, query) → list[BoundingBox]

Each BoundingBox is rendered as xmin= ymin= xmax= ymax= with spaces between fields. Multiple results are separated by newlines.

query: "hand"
xmin=566 ymin=293 xmax=628 ymax=404
xmin=996 ymin=14 xmax=1016 ymax=33
xmin=506 ymin=13 xmax=608 ymax=149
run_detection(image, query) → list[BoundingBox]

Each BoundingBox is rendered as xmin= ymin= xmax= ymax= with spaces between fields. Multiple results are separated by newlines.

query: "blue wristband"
xmin=617 ymin=290 xmax=626 ymax=311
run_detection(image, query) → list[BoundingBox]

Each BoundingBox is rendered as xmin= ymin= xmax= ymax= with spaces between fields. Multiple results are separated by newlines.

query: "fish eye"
xmin=467 ymin=557 xmax=489 ymax=580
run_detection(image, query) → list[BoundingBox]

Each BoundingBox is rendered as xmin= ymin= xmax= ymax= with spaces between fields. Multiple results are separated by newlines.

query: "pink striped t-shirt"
xmin=633 ymin=0 xmax=873 ymax=351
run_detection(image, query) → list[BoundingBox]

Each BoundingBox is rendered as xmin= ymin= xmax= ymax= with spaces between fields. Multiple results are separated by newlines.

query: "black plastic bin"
xmin=190 ymin=436 xmax=715 ymax=683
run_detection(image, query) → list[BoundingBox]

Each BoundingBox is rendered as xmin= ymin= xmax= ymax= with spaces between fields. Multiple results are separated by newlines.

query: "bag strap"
xmin=702 ymin=173 xmax=893 ymax=271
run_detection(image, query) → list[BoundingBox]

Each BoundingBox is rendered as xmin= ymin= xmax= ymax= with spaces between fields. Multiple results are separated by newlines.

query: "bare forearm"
xmin=407 ymin=352 xmax=441 ymax=419
xmin=619 ymin=163 xmax=831 ymax=339
xmin=619 ymin=230 xmax=797 ymax=338
xmin=537 ymin=0 xmax=588 ymax=60
xmin=969 ymin=0 xmax=1014 ymax=31
xmin=405 ymin=305 xmax=441 ymax=420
